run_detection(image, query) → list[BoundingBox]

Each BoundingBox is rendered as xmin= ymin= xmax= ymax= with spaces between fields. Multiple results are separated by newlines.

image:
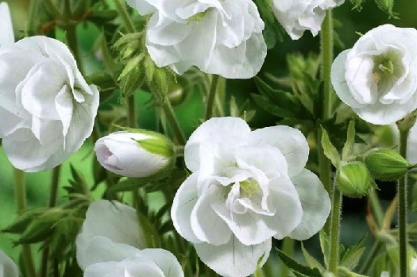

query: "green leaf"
xmin=301 ymin=243 xmax=325 ymax=272
xmin=319 ymin=231 xmax=330 ymax=268
xmin=342 ymin=121 xmax=356 ymax=161
xmin=254 ymin=254 xmax=266 ymax=277
xmin=321 ymin=126 xmax=341 ymax=167
xmin=338 ymin=266 xmax=368 ymax=277
xmin=276 ymin=248 xmax=323 ymax=277
xmin=105 ymin=178 xmax=150 ymax=195
xmin=340 ymin=235 xmax=366 ymax=270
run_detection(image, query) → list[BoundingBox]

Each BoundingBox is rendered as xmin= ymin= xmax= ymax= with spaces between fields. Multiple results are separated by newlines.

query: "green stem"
xmin=14 ymin=169 xmax=36 ymax=277
xmin=162 ymin=98 xmax=186 ymax=145
xmin=398 ymin=128 xmax=410 ymax=277
xmin=127 ymin=94 xmax=136 ymax=128
xmin=318 ymin=9 xmax=334 ymax=233
xmin=204 ymin=75 xmax=220 ymax=120
xmin=27 ymin=0 xmax=40 ymax=35
xmin=321 ymin=9 xmax=334 ymax=120
xmin=114 ymin=0 xmax=136 ymax=33
xmin=280 ymin=237 xmax=295 ymax=277
xmin=65 ymin=25 xmax=82 ymax=71
xmin=328 ymin=188 xmax=342 ymax=274
xmin=368 ymin=190 xmax=384 ymax=228
xmin=40 ymin=166 xmax=62 ymax=277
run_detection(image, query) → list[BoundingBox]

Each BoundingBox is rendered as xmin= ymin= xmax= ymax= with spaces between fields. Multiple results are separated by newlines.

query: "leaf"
xmin=301 ymin=243 xmax=325 ymax=272
xmin=319 ymin=231 xmax=330 ymax=268
xmin=276 ymin=248 xmax=323 ymax=277
xmin=105 ymin=178 xmax=150 ymax=195
xmin=340 ymin=235 xmax=366 ymax=270
xmin=321 ymin=126 xmax=341 ymax=167
xmin=342 ymin=121 xmax=356 ymax=161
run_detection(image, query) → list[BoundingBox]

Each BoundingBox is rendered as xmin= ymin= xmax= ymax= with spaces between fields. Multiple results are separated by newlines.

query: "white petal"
xmin=190 ymin=184 xmax=232 ymax=245
xmin=171 ymin=173 xmax=202 ymax=243
xmin=248 ymin=125 xmax=309 ymax=177
xmin=141 ymin=249 xmax=184 ymax=277
xmin=185 ymin=117 xmax=251 ymax=172
xmin=0 ymin=2 xmax=14 ymax=46
xmin=194 ymin=237 xmax=271 ymax=277
xmin=0 ymin=249 xmax=19 ymax=277
xmin=289 ymin=169 xmax=331 ymax=240
xmin=76 ymin=235 xmax=141 ymax=270
xmin=125 ymin=0 xmax=156 ymax=15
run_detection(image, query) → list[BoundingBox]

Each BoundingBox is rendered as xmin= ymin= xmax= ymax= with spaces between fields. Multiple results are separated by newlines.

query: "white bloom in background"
xmin=125 ymin=0 xmax=267 ymax=79
xmin=331 ymin=24 xmax=417 ymax=125
xmin=0 ymin=2 xmax=14 ymax=46
xmin=411 ymin=258 xmax=417 ymax=277
xmin=171 ymin=117 xmax=330 ymax=277
xmin=94 ymin=130 xmax=174 ymax=178
xmin=0 ymin=249 xmax=19 ymax=277
xmin=76 ymin=200 xmax=184 ymax=277
xmin=271 ymin=0 xmax=345 ymax=40
xmin=0 ymin=36 xmax=99 ymax=171
xmin=380 ymin=272 xmax=389 ymax=277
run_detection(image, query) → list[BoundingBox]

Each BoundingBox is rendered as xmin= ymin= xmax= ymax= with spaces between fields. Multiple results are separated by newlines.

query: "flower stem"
xmin=114 ymin=0 xmax=136 ymax=33
xmin=40 ymin=165 xmax=62 ymax=277
xmin=204 ymin=75 xmax=220 ymax=120
xmin=318 ymin=9 xmax=334 ymax=233
xmin=398 ymin=128 xmax=410 ymax=277
xmin=127 ymin=94 xmax=136 ymax=128
xmin=368 ymin=190 xmax=384 ymax=228
xmin=358 ymin=240 xmax=383 ymax=275
xmin=13 ymin=169 xmax=36 ymax=277
xmin=280 ymin=237 xmax=295 ymax=277
xmin=65 ymin=25 xmax=82 ymax=71
xmin=328 ymin=187 xmax=342 ymax=274
xmin=162 ymin=98 xmax=186 ymax=145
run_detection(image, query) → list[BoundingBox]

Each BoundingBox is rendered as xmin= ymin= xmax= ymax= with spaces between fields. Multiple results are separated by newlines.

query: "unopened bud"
xmin=336 ymin=162 xmax=372 ymax=198
xmin=364 ymin=148 xmax=410 ymax=181
xmin=95 ymin=130 xmax=175 ymax=178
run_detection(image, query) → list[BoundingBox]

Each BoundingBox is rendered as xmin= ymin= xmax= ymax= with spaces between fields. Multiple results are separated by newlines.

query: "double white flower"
xmin=331 ymin=24 xmax=417 ymax=125
xmin=125 ymin=0 xmax=267 ymax=79
xmin=171 ymin=117 xmax=330 ymax=277
xmin=76 ymin=200 xmax=183 ymax=277
xmin=271 ymin=0 xmax=345 ymax=40
xmin=0 ymin=36 xmax=99 ymax=171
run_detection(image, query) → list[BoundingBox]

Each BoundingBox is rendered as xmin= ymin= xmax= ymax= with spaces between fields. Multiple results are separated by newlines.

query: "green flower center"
xmin=372 ymin=50 xmax=404 ymax=95
xmin=239 ymin=179 xmax=260 ymax=198
xmin=187 ymin=9 xmax=210 ymax=23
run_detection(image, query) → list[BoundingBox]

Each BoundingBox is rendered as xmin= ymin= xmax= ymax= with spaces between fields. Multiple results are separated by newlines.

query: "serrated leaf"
xmin=276 ymin=248 xmax=323 ymax=277
xmin=321 ymin=126 xmax=341 ymax=167
xmin=302 ymin=243 xmax=325 ymax=272
xmin=342 ymin=121 xmax=356 ymax=161
xmin=144 ymin=55 xmax=156 ymax=83
xmin=340 ymin=235 xmax=366 ymax=270
xmin=319 ymin=231 xmax=330 ymax=268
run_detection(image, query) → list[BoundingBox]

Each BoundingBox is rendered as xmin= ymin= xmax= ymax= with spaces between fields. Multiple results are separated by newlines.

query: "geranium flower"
xmin=125 ymin=0 xmax=267 ymax=79
xmin=94 ymin=130 xmax=174 ymax=178
xmin=76 ymin=200 xmax=183 ymax=277
xmin=271 ymin=0 xmax=345 ymax=40
xmin=0 ymin=2 xmax=14 ymax=46
xmin=0 ymin=36 xmax=99 ymax=171
xmin=331 ymin=24 xmax=417 ymax=125
xmin=171 ymin=117 xmax=330 ymax=277
xmin=0 ymin=249 xmax=18 ymax=277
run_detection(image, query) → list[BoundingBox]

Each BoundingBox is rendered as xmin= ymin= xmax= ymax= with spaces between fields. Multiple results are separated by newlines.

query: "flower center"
xmin=239 ymin=179 xmax=260 ymax=198
xmin=371 ymin=49 xmax=404 ymax=96
xmin=187 ymin=9 xmax=210 ymax=23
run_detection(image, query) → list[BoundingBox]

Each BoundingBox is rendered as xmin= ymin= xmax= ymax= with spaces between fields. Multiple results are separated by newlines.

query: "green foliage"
xmin=276 ymin=248 xmax=323 ymax=277
xmin=321 ymin=126 xmax=341 ymax=167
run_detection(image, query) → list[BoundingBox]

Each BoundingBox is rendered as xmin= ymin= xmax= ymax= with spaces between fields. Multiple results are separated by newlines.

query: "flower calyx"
xmin=364 ymin=148 xmax=411 ymax=181
xmin=336 ymin=162 xmax=373 ymax=198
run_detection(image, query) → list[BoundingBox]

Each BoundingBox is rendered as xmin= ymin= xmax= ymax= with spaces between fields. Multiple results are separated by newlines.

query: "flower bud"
xmin=336 ymin=162 xmax=372 ymax=198
xmin=94 ymin=130 xmax=175 ymax=178
xmin=364 ymin=148 xmax=410 ymax=181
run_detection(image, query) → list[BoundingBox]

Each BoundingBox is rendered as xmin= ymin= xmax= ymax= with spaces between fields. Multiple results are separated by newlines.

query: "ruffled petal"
xmin=141 ymin=249 xmax=184 ymax=277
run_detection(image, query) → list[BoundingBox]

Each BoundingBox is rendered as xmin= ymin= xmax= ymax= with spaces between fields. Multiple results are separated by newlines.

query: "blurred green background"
xmin=1 ymin=0 xmax=417 ymax=271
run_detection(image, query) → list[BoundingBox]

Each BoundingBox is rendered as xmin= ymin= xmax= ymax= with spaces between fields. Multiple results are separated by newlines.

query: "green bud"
xmin=364 ymin=148 xmax=410 ymax=181
xmin=336 ymin=162 xmax=372 ymax=198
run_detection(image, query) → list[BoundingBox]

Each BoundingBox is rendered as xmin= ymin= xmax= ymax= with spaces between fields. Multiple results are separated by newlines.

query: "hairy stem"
xmin=114 ymin=0 xmax=136 ymax=33
xmin=162 ymin=98 xmax=186 ymax=145
xmin=398 ymin=128 xmax=410 ymax=277
xmin=14 ymin=169 xmax=36 ymax=277
xmin=328 ymin=188 xmax=342 ymax=274
xmin=204 ymin=75 xmax=220 ymax=120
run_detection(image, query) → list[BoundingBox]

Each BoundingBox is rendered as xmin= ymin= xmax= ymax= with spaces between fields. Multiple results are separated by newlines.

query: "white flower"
xmin=380 ymin=272 xmax=389 ymax=277
xmin=271 ymin=0 xmax=345 ymax=40
xmin=76 ymin=200 xmax=184 ymax=277
xmin=411 ymin=258 xmax=417 ymax=277
xmin=0 ymin=249 xmax=18 ymax=277
xmin=94 ymin=130 xmax=174 ymax=178
xmin=0 ymin=36 xmax=99 ymax=171
xmin=331 ymin=24 xmax=417 ymax=125
xmin=125 ymin=0 xmax=267 ymax=79
xmin=171 ymin=117 xmax=330 ymax=277
xmin=0 ymin=2 xmax=14 ymax=46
